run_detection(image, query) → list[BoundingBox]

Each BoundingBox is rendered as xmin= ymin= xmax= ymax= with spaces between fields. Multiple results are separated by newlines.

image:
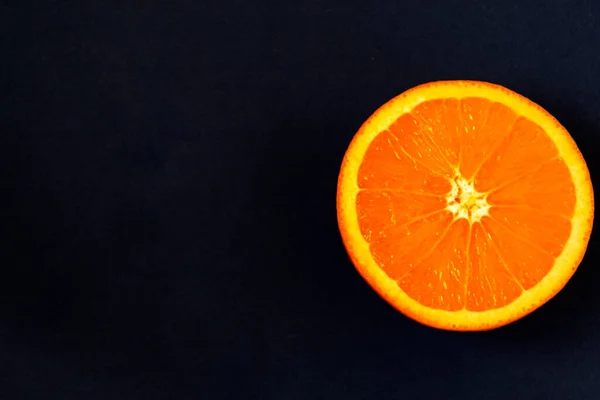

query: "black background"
xmin=2 ymin=1 xmax=600 ymax=399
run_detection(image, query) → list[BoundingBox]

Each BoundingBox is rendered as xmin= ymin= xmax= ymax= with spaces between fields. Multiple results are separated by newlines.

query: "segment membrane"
xmin=356 ymin=97 xmax=571 ymax=310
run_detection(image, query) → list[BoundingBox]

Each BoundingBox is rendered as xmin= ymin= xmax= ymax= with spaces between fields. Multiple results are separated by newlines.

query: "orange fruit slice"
xmin=337 ymin=80 xmax=594 ymax=331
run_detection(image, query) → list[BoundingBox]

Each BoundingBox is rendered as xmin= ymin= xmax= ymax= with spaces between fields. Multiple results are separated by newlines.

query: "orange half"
xmin=337 ymin=80 xmax=594 ymax=331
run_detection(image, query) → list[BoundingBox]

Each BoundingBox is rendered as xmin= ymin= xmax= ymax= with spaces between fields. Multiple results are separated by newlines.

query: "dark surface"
xmin=2 ymin=1 xmax=600 ymax=399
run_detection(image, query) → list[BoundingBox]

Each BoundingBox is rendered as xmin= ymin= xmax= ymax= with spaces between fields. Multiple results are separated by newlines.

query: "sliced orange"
xmin=337 ymin=80 xmax=594 ymax=331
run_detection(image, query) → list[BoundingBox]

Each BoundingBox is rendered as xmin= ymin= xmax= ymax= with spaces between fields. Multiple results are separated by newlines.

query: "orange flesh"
xmin=356 ymin=98 xmax=576 ymax=312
